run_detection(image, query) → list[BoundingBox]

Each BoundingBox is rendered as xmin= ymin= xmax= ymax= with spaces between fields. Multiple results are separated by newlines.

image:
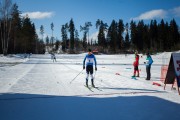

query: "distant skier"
xmin=83 ymin=49 xmax=97 ymax=87
xmin=144 ymin=52 xmax=153 ymax=80
xmin=51 ymin=53 xmax=56 ymax=62
xmin=132 ymin=51 xmax=139 ymax=77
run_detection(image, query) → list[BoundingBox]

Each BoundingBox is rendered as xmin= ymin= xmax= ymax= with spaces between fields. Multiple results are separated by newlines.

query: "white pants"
xmin=86 ymin=74 xmax=93 ymax=80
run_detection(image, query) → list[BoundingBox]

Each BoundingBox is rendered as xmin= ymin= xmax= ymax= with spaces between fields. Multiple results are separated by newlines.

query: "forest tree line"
xmin=0 ymin=0 xmax=45 ymax=55
xmin=61 ymin=18 xmax=180 ymax=54
xmin=0 ymin=0 xmax=180 ymax=55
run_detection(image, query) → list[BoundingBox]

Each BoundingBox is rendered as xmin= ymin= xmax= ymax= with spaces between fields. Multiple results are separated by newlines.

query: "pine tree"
xmin=21 ymin=16 xmax=38 ymax=53
xmin=55 ymin=40 xmax=60 ymax=51
xmin=143 ymin=24 xmax=150 ymax=50
xmin=163 ymin=22 xmax=170 ymax=51
xmin=158 ymin=19 xmax=165 ymax=51
xmin=61 ymin=23 xmax=68 ymax=51
xmin=21 ymin=16 xmax=31 ymax=53
xmin=74 ymin=29 xmax=80 ymax=51
xmin=130 ymin=20 xmax=138 ymax=50
xmin=107 ymin=20 xmax=117 ymax=53
xmin=69 ymin=18 xmax=75 ymax=53
xmin=169 ymin=19 xmax=179 ymax=50
xmin=137 ymin=20 xmax=145 ymax=51
xmin=124 ymin=23 xmax=130 ymax=49
xmin=50 ymin=22 xmax=54 ymax=47
xmin=40 ymin=25 xmax=44 ymax=41
xmin=96 ymin=19 xmax=108 ymax=52
xmin=149 ymin=20 xmax=158 ymax=50
xmin=117 ymin=19 xmax=124 ymax=50
xmin=9 ymin=3 xmax=21 ymax=54
xmin=80 ymin=22 xmax=92 ymax=50
xmin=82 ymin=32 xmax=87 ymax=51
xmin=45 ymin=36 xmax=49 ymax=46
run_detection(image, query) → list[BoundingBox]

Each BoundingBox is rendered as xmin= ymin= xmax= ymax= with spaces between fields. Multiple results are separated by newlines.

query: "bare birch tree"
xmin=0 ymin=0 xmax=13 ymax=55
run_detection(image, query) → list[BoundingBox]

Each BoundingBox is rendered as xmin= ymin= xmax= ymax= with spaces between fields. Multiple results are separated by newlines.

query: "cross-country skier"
xmin=51 ymin=53 xmax=56 ymax=62
xmin=132 ymin=51 xmax=140 ymax=77
xmin=144 ymin=52 xmax=153 ymax=80
xmin=83 ymin=49 xmax=97 ymax=87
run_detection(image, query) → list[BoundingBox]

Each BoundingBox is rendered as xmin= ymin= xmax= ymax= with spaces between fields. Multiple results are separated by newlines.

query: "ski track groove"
xmin=1 ymin=59 xmax=36 ymax=93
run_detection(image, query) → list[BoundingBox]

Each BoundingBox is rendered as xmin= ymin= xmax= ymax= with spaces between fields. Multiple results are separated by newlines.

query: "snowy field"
xmin=0 ymin=52 xmax=180 ymax=120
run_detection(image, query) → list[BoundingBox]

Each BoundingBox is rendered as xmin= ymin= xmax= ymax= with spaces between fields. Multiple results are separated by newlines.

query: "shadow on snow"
xmin=0 ymin=92 xmax=180 ymax=120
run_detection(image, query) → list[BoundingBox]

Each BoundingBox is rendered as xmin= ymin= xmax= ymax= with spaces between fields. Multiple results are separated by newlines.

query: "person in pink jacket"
xmin=132 ymin=52 xmax=139 ymax=77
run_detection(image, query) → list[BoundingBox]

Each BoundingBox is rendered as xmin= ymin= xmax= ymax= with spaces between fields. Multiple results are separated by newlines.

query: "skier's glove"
xmin=95 ymin=67 xmax=97 ymax=71
xmin=83 ymin=66 xmax=85 ymax=69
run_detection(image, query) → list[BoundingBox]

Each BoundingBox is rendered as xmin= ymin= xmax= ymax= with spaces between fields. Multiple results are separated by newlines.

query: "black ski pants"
xmin=146 ymin=65 xmax=151 ymax=80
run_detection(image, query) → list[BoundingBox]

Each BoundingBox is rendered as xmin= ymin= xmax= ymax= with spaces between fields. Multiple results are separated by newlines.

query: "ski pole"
xmin=70 ymin=69 xmax=84 ymax=84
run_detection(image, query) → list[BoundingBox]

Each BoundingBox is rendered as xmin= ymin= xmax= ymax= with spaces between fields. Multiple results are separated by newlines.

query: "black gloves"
xmin=83 ymin=66 xmax=85 ymax=69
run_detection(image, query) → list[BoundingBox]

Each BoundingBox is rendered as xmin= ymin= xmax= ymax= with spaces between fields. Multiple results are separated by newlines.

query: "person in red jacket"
xmin=132 ymin=52 xmax=139 ymax=77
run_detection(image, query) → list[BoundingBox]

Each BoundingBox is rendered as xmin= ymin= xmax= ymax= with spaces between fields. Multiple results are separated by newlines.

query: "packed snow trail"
xmin=0 ymin=53 xmax=180 ymax=120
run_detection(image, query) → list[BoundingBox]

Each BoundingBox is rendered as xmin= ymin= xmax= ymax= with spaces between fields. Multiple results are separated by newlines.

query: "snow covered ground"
xmin=0 ymin=54 xmax=28 ymax=67
xmin=0 ymin=52 xmax=180 ymax=120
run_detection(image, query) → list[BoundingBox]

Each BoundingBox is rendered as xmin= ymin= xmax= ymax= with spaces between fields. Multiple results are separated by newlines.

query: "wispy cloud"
xmin=21 ymin=11 xmax=54 ymax=19
xmin=171 ymin=6 xmax=180 ymax=17
xmin=132 ymin=6 xmax=180 ymax=21
xmin=132 ymin=9 xmax=167 ymax=20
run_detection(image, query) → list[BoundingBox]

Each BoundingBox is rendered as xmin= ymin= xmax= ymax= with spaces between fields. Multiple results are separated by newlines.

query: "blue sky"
xmin=14 ymin=0 xmax=180 ymax=41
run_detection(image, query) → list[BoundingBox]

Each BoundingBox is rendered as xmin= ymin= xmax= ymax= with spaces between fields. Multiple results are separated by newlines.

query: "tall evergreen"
xmin=143 ymin=24 xmax=150 ymax=50
xmin=45 ymin=36 xmax=50 ymax=46
xmin=61 ymin=23 xmax=68 ymax=51
xmin=80 ymin=22 xmax=92 ymax=50
xmin=130 ymin=20 xmax=138 ymax=49
xmin=74 ymin=29 xmax=80 ymax=51
xmin=82 ymin=32 xmax=87 ymax=50
xmin=117 ymin=19 xmax=124 ymax=50
xmin=124 ymin=23 xmax=130 ymax=49
xmin=107 ymin=20 xmax=117 ymax=53
xmin=169 ymin=19 xmax=179 ymax=50
xmin=163 ymin=22 xmax=169 ymax=51
xmin=149 ymin=20 xmax=158 ymax=50
xmin=32 ymin=23 xmax=37 ymax=53
xmin=21 ymin=16 xmax=31 ymax=53
xmin=40 ymin=25 xmax=44 ymax=41
xmin=50 ymin=22 xmax=54 ymax=46
xmin=21 ymin=16 xmax=37 ymax=53
xmin=96 ymin=19 xmax=108 ymax=52
xmin=136 ymin=20 xmax=144 ymax=51
xmin=69 ymin=18 xmax=75 ymax=53
xmin=9 ymin=3 xmax=21 ymax=54
xmin=158 ymin=19 xmax=165 ymax=51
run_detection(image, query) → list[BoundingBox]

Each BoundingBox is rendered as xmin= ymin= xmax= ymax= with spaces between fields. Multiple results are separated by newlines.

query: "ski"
xmin=131 ymin=76 xmax=137 ymax=80
xmin=84 ymin=85 xmax=94 ymax=92
xmin=88 ymin=85 xmax=102 ymax=91
xmin=92 ymin=86 xmax=102 ymax=91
